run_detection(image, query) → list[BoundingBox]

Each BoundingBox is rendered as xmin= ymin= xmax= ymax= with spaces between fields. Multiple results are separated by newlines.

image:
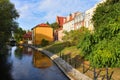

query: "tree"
xmin=14 ymin=27 xmax=26 ymax=42
xmin=0 ymin=0 xmax=19 ymax=46
xmin=46 ymin=21 xmax=50 ymax=25
xmin=91 ymin=0 xmax=120 ymax=67
xmin=63 ymin=27 xmax=89 ymax=46
xmin=50 ymin=22 xmax=59 ymax=30
xmin=78 ymin=0 xmax=120 ymax=67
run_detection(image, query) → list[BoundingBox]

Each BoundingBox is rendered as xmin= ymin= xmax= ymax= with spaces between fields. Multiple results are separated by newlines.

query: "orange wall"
xmin=33 ymin=26 xmax=53 ymax=45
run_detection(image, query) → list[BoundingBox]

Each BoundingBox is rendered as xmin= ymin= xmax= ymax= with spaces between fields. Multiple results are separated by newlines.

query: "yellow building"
xmin=32 ymin=23 xmax=53 ymax=45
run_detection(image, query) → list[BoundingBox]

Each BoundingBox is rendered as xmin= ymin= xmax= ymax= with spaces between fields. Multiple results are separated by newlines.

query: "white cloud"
xmin=37 ymin=0 xmax=101 ymax=23
xmin=10 ymin=0 xmax=101 ymax=30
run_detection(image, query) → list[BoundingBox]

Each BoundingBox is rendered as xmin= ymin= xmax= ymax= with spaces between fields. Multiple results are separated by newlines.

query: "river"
xmin=0 ymin=46 xmax=69 ymax=80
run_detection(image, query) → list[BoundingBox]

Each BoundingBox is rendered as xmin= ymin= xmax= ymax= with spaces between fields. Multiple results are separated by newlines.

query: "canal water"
xmin=0 ymin=46 xmax=69 ymax=80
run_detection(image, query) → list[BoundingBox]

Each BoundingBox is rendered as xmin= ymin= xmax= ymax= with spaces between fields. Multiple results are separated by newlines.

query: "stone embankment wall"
xmin=25 ymin=44 xmax=92 ymax=80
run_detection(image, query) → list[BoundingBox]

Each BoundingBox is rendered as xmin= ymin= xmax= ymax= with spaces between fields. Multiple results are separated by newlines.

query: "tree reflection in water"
xmin=14 ymin=46 xmax=23 ymax=60
xmin=0 ymin=47 xmax=14 ymax=80
xmin=14 ymin=46 xmax=33 ymax=60
xmin=32 ymin=51 xmax=53 ymax=69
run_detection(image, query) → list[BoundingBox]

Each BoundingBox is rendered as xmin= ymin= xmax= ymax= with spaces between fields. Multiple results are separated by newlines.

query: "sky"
xmin=10 ymin=0 xmax=101 ymax=30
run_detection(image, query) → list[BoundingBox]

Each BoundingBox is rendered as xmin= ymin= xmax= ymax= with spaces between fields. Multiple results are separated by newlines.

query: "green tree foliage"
xmin=78 ymin=0 xmax=120 ymax=67
xmin=14 ymin=27 xmax=26 ymax=42
xmin=90 ymin=35 xmax=120 ymax=67
xmin=41 ymin=39 xmax=49 ymax=47
xmin=63 ymin=27 xmax=89 ymax=46
xmin=46 ymin=21 xmax=50 ymax=25
xmin=50 ymin=22 xmax=59 ymax=30
xmin=0 ymin=0 xmax=19 ymax=46
xmin=91 ymin=0 xmax=120 ymax=67
xmin=77 ymin=31 xmax=95 ymax=59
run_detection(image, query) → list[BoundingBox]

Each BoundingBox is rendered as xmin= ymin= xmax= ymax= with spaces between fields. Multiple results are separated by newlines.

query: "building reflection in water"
xmin=22 ymin=47 xmax=33 ymax=55
xmin=33 ymin=51 xmax=53 ymax=69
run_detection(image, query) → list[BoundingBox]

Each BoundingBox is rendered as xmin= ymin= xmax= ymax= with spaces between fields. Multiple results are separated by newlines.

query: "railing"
xmin=58 ymin=52 xmax=114 ymax=80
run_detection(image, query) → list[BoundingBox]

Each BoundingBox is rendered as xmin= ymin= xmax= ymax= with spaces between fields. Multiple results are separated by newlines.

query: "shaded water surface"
xmin=0 ymin=46 xmax=69 ymax=80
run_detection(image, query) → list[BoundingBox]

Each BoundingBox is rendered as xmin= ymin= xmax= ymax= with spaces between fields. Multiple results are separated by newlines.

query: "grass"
xmin=43 ymin=41 xmax=82 ymax=58
xmin=43 ymin=41 xmax=67 ymax=54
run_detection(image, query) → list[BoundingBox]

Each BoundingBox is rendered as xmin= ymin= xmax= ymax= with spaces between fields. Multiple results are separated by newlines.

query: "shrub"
xmin=89 ymin=37 xmax=120 ymax=68
xmin=41 ymin=39 xmax=49 ymax=47
xmin=77 ymin=0 xmax=120 ymax=68
xmin=62 ymin=27 xmax=89 ymax=46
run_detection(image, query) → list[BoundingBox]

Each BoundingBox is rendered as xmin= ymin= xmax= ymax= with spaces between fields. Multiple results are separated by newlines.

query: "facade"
xmin=58 ymin=29 xmax=64 ymax=41
xmin=63 ymin=12 xmax=80 ymax=32
xmin=63 ymin=20 xmax=74 ymax=32
xmin=31 ymin=23 xmax=53 ymax=45
xmin=74 ymin=12 xmax=85 ymax=30
xmin=56 ymin=16 xmax=66 ymax=28
xmin=56 ymin=13 xmax=82 ymax=41
xmin=56 ymin=16 xmax=66 ymax=41
xmin=84 ymin=7 xmax=95 ymax=31
xmin=23 ymin=32 xmax=32 ymax=44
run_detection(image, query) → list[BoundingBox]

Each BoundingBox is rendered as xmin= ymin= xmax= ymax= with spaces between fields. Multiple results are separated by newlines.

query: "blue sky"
xmin=10 ymin=0 xmax=101 ymax=30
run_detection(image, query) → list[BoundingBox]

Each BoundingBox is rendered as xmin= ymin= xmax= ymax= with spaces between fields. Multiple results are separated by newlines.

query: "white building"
xmin=63 ymin=12 xmax=80 ymax=32
xmin=84 ymin=0 xmax=106 ymax=31
xmin=74 ymin=12 xmax=85 ymax=30
xmin=63 ymin=20 xmax=74 ymax=32
xmin=84 ymin=7 xmax=95 ymax=31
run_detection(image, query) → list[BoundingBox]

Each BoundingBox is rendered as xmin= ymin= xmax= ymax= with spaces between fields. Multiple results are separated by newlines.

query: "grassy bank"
xmin=43 ymin=41 xmax=82 ymax=57
xmin=42 ymin=41 xmax=120 ymax=80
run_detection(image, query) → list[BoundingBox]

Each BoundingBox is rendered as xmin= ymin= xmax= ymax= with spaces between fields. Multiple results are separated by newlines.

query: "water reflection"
xmin=22 ymin=47 xmax=33 ymax=55
xmin=14 ymin=46 xmax=23 ymax=60
xmin=13 ymin=46 xmax=33 ymax=60
xmin=33 ymin=51 xmax=52 ymax=68
xmin=0 ymin=47 xmax=14 ymax=80
xmin=0 ymin=46 xmax=69 ymax=80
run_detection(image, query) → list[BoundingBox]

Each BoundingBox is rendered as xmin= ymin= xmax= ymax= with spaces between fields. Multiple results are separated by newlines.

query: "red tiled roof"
xmin=37 ymin=23 xmax=49 ymax=27
xmin=56 ymin=16 xmax=66 ymax=27
xmin=31 ymin=23 xmax=50 ymax=30
xmin=64 ymin=12 xmax=80 ymax=23
xmin=23 ymin=32 xmax=32 ymax=39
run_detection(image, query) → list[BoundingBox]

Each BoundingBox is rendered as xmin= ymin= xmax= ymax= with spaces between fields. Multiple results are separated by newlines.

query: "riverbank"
xmin=41 ymin=42 xmax=120 ymax=80
xmin=24 ymin=44 xmax=92 ymax=80
xmin=21 ymin=42 xmax=120 ymax=80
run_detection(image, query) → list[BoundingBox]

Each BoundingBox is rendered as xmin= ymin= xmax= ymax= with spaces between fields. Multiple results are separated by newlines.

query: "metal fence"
xmin=58 ymin=52 xmax=114 ymax=80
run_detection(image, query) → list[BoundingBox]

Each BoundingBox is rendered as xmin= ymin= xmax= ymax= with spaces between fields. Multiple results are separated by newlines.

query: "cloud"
xmin=10 ymin=0 xmax=101 ymax=30
xmin=37 ymin=0 xmax=101 ymax=22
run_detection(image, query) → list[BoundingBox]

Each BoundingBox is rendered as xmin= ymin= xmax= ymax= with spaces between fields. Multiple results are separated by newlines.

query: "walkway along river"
xmin=0 ymin=46 xmax=69 ymax=80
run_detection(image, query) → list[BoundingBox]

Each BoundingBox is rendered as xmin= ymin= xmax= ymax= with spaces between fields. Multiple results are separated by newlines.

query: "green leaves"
xmin=78 ymin=0 xmax=120 ymax=68
xmin=63 ymin=27 xmax=89 ymax=46
xmin=90 ymin=37 xmax=120 ymax=67
xmin=14 ymin=27 xmax=26 ymax=42
xmin=50 ymin=22 xmax=59 ymax=30
xmin=78 ymin=31 xmax=93 ymax=55
xmin=93 ymin=0 xmax=120 ymax=30
xmin=0 ymin=0 xmax=19 ymax=46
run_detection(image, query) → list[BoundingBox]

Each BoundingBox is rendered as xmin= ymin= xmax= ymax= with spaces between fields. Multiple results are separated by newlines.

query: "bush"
xmin=41 ymin=39 xmax=49 ymax=47
xmin=77 ymin=28 xmax=97 ymax=60
xmin=62 ymin=27 xmax=89 ymax=46
xmin=89 ymin=37 xmax=120 ymax=68
xmin=77 ymin=0 xmax=120 ymax=68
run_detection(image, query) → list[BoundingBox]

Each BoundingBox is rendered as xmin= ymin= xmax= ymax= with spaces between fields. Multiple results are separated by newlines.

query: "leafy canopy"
xmin=78 ymin=0 xmax=120 ymax=67
xmin=50 ymin=22 xmax=59 ymax=30
xmin=0 ymin=0 xmax=19 ymax=46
